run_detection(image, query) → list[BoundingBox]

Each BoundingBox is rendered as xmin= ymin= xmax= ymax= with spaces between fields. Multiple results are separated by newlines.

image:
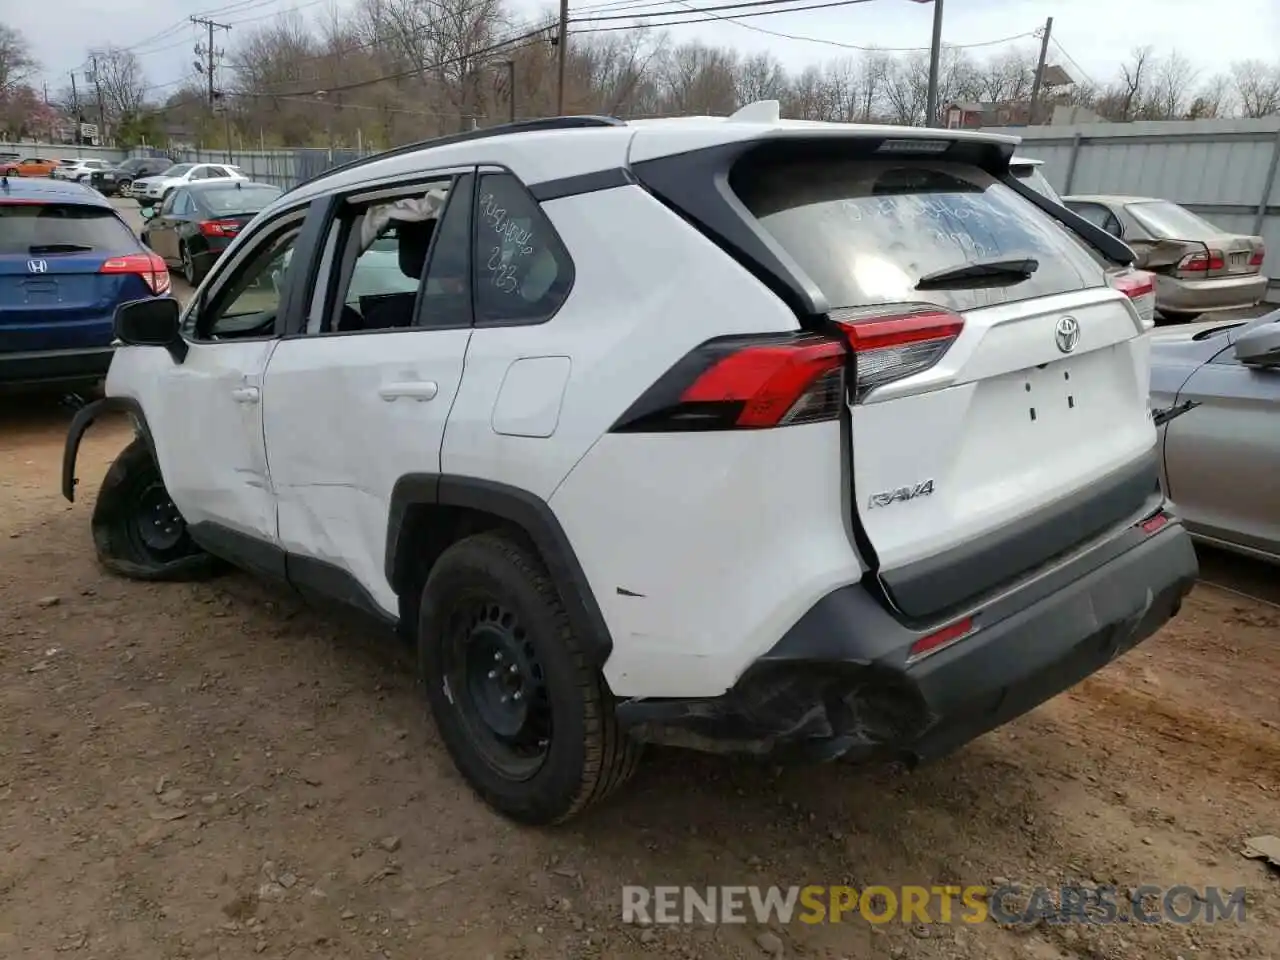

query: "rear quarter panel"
xmin=441 ymin=182 xmax=866 ymax=698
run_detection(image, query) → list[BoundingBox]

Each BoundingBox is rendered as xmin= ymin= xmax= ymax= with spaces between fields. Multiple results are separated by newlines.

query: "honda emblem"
xmin=27 ymin=259 xmax=48 ymax=274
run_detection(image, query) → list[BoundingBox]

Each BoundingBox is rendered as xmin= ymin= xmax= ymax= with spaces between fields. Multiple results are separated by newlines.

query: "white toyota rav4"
xmin=63 ymin=103 xmax=1196 ymax=824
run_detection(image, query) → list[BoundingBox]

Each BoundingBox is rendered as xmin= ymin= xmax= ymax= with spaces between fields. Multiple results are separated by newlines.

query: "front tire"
xmin=91 ymin=437 xmax=222 ymax=581
xmin=418 ymin=532 xmax=641 ymax=824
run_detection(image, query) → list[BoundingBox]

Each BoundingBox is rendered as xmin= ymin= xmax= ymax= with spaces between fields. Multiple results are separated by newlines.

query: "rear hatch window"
xmin=732 ymin=157 xmax=1104 ymax=314
xmin=0 ymin=203 xmax=137 ymax=255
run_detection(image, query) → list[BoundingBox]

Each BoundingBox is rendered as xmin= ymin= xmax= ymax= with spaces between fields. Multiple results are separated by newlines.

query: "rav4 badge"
xmin=868 ymin=479 xmax=935 ymax=510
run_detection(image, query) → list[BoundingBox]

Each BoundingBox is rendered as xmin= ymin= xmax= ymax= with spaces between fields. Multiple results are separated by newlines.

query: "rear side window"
xmin=0 ymin=204 xmax=137 ymax=255
xmin=473 ymin=172 xmax=574 ymax=325
xmin=733 ymin=158 xmax=1104 ymax=313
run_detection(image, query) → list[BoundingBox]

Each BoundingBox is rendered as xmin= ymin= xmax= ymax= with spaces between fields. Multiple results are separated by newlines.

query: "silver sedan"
xmin=1064 ymin=194 xmax=1267 ymax=322
xmin=1150 ymin=308 xmax=1280 ymax=563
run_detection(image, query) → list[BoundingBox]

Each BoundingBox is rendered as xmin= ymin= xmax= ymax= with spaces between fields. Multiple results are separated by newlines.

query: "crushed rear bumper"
xmin=616 ymin=512 xmax=1198 ymax=763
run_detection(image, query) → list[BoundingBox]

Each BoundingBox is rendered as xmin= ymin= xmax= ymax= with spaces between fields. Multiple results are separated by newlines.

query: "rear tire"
xmin=418 ymin=531 xmax=641 ymax=824
xmin=180 ymin=243 xmax=203 ymax=286
xmin=91 ymin=437 xmax=223 ymax=581
xmin=1159 ymin=310 xmax=1201 ymax=324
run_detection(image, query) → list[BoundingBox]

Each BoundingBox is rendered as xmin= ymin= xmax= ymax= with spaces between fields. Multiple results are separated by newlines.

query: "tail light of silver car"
xmin=1175 ymin=248 xmax=1225 ymax=278
xmin=1249 ymin=244 xmax=1265 ymax=270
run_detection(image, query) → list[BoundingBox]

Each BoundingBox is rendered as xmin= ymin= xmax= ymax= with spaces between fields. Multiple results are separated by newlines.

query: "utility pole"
xmin=1029 ymin=16 xmax=1054 ymax=126
xmin=504 ymin=60 xmax=517 ymax=123
xmin=555 ymin=0 xmax=569 ymax=115
xmin=923 ymin=0 xmax=945 ymax=127
xmin=191 ymin=16 xmax=232 ymax=109
xmin=193 ymin=14 xmax=233 ymax=155
xmin=42 ymin=82 xmax=54 ymax=145
xmin=69 ymin=71 xmax=81 ymax=153
xmin=88 ymin=55 xmax=106 ymax=145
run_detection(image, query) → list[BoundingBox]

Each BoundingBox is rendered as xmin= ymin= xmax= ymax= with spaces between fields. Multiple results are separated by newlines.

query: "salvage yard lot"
xmin=0 ymin=202 xmax=1277 ymax=959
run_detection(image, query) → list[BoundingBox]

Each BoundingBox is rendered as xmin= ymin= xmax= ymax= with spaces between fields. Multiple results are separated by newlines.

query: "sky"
xmin=13 ymin=0 xmax=1280 ymax=101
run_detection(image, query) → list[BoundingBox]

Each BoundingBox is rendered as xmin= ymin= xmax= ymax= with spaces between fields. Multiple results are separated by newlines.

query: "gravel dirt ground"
xmin=0 ymin=200 xmax=1277 ymax=960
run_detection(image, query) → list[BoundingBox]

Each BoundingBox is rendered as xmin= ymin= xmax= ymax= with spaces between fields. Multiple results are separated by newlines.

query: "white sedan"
xmin=132 ymin=162 xmax=247 ymax=204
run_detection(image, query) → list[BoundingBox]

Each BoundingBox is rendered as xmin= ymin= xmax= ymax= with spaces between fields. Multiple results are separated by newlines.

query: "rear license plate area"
xmin=22 ymin=279 xmax=59 ymax=304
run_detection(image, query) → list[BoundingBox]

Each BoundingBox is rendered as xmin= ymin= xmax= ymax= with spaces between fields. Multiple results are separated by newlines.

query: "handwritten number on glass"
xmin=479 ymin=190 xmax=535 ymax=296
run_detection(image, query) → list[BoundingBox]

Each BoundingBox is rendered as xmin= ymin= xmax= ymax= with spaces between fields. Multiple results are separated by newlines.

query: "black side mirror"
xmin=1234 ymin=320 xmax=1280 ymax=368
xmin=114 ymin=296 xmax=188 ymax=363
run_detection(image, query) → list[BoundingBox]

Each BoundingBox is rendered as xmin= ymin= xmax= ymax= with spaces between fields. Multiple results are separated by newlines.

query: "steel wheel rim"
xmin=445 ymin=598 xmax=552 ymax=781
xmin=133 ymin=481 xmax=185 ymax=553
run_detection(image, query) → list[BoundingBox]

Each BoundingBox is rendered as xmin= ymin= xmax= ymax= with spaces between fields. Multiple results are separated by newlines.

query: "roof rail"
xmin=283 ymin=115 xmax=626 ymax=196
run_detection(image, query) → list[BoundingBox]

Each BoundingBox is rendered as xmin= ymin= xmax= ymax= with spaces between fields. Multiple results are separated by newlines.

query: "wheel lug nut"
xmin=499 ymin=695 xmax=509 ymax=704
xmin=512 ymin=691 xmax=522 ymax=702
xmin=487 ymin=670 xmax=497 ymax=679
xmin=493 ymin=652 xmax=502 ymax=662
xmin=508 ymin=665 xmax=517 ymax=674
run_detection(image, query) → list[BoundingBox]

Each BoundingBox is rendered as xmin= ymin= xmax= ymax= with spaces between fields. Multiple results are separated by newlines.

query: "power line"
xmin=571 ymin=0 xmax=854 ymax=25
xmin=1050 ymin=37 xmax=1098 ymax=88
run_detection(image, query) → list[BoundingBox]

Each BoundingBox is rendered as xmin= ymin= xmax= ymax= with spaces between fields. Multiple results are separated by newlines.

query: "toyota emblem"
xmin=27 ymin=259 xmax=47 ymax=274
xmin=1054 ymin=315 xmax=1081 ymax=354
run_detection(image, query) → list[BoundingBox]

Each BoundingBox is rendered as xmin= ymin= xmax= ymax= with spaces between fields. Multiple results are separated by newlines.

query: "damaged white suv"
xmin=63 ymin=103 xmax=1197 ymax=824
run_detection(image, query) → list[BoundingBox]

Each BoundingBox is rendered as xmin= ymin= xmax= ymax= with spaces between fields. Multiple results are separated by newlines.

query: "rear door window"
xmin=0 ymin=204 xmax=137 ymax=255
xmin=733 ymin=158 xmax=1105 ymax=313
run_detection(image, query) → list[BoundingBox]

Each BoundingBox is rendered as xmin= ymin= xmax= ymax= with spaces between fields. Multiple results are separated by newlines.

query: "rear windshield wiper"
xmin=916 ymin=256 xmax=1040 ymax=290
xmin=29 ymin=243 xmax=94 ymax=254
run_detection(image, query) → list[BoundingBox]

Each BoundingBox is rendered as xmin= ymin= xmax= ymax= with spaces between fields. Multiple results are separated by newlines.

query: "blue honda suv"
xmin=0 ymin=175 xmax=170 ymax=388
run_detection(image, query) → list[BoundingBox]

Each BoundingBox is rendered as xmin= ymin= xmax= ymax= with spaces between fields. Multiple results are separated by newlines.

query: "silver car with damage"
xmin=1064 ymin=195 xmax=1267 ymax=322
xmin=1150 ymin=308 xmax=1280 ymax=563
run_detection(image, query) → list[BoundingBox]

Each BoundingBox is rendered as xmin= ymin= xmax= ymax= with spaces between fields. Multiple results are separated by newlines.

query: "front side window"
xmin=472 ymin=172 xmax=574 ymax=325
xmin=192 ymin=223 xmax=301 ymax=340
xmin=734 ymin=157 xmax=1105 ymax=313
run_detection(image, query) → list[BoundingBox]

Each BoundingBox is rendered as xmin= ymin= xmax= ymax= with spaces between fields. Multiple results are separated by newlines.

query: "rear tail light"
xmin=1177 ymin=249 xmax=1224 ymax=272
xmin=100 ymin=251 xmax=170 ymax=295
xmin=610 ymin=304 xmax=964 ymax=432
xmin=832 ymin=304 xmax=965 ymax=402
xmin=1249 ymin=245 xmax=1265 ymax=268
xmin=1109 ymin=269 xmax=1156 ymax=328
xmin=199 ymin=219 xmax=241 ymax=237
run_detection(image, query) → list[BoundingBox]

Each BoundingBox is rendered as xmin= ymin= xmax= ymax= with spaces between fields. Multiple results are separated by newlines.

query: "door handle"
xmin=231 ymin=386 xmax=260 ymax=404
xmin=379 ymin=381 xmax=439 ymax=402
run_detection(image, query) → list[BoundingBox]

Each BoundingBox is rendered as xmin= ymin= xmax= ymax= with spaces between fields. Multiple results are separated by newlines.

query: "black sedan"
xmin=140 ymin=180 xmax=282 ymax=285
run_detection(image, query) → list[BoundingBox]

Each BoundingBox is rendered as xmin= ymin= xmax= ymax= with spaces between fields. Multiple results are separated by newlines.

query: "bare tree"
xmin=882 ymin=50 xmax=930 ymax=125
xmin=1140 ymin=49 xmax=1199 ymax=120
xmin=0 ymin=24 xmax=37 ymax=95
xmin=1102 ymin=45 xmax=1154 ymax=121
xmin=1185 ymin=73 xmax=1234 ymax=119
xmin=1231 ymin=59 xmax=1280 ymax=118
xmin=973 ymin=47 xmax=1036 ymax=103
xmin=88 ymin=46 xmax=148 ymax=120
xmin=735 ymin=51 xmax=787 ymax=107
